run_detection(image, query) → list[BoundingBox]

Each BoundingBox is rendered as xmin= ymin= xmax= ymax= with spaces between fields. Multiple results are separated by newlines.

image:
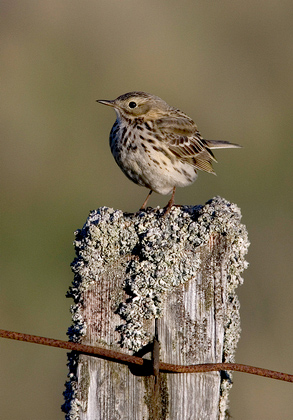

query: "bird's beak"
xmin=96 ymin=99 xmax=116 ymax=107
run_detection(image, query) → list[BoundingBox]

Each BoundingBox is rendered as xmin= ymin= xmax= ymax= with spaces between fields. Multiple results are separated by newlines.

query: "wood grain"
xmin=63 ymin=197 xmax=249 ymax=420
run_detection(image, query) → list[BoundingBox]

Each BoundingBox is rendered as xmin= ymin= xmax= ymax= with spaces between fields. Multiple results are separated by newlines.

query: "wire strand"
xmin=1 ymin=329 xmax=292 ymax=382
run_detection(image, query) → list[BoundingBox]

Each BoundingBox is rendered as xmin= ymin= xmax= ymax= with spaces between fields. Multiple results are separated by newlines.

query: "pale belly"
xmin=113 ymin=136 xmax=198 ymax=195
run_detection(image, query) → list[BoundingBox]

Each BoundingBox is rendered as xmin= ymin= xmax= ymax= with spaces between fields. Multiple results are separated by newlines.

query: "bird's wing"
xmin=156 ymin=115 xmax=216 ymax=173
xmin=155 ymin=115 xmax=196 ymax=136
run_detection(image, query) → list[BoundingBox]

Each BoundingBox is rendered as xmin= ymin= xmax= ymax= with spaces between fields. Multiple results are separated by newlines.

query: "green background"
xmin=1 ymin=1 xmax=292 ymax=419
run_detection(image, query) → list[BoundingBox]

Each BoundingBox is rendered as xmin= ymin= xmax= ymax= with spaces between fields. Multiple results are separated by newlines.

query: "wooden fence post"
xmin=62 ymin=196 xmax=249 ymax=420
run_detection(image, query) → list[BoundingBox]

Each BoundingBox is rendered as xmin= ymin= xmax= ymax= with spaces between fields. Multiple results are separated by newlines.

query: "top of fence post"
xmin=63 ymin=196 xmax=249 ymax=420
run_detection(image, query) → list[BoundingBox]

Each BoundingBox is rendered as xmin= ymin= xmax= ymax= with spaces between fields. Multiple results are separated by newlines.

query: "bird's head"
xmin=97 ymin=91 xmax=169 ymax=121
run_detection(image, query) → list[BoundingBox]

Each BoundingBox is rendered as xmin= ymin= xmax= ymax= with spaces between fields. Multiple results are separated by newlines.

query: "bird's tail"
xmin=204 ymin=139 xmax=242 ymax=149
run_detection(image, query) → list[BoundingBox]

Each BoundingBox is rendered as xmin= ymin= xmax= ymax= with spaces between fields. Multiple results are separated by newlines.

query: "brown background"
xmin=1 ymin=1 xmax=293 ymax=419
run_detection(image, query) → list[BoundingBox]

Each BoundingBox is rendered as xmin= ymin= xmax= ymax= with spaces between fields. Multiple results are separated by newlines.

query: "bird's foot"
xmin=162 ymin=187 xmax=176 ymax=216
xmin=140 ymin=190 xmax=153 ymax=210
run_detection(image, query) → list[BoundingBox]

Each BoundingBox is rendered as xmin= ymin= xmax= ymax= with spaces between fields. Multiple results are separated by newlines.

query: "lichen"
xmin=63 ymin=196 xmax=249 ymax=419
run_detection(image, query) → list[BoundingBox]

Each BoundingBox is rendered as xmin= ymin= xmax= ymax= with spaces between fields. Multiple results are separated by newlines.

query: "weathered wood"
xmin=62 ymin=196 xmax=249 ymax=420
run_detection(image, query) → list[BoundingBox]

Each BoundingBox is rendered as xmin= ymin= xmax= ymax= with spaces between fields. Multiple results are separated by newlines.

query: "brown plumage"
xmin=97 ymin=91 xmax=241 ymax=211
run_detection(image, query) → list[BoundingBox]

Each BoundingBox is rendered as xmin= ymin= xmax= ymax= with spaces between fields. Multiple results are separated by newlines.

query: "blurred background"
xmin=1 ymin=1 xmax=292 ymax=419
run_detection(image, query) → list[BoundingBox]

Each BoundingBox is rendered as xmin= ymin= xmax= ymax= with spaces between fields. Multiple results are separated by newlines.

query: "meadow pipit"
xmin=97 ymin=91 xmax=241 ymax=212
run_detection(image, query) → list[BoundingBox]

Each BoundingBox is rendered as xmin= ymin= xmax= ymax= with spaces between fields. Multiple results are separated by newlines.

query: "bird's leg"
xmin=140 ymin=190 xmax=153 ymax=210
xmin=163 ymin=186 xmax=176 ymax=215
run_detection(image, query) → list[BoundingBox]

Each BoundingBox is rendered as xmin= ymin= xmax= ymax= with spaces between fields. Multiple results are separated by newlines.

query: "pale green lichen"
xmin=69 ymin=197 xmax=248 ymax=351
xmin=63 ymin=197 xmax=249 ymax=419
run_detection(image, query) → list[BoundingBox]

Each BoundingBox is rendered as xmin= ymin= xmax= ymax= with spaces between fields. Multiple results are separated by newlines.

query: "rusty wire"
xmin=1 ymin=328 xmax=292 ymax=383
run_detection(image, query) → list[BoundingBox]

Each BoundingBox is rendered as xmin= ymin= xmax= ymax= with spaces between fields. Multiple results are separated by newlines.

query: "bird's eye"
xmin=129 ymin=101 xmax=137 ymax=109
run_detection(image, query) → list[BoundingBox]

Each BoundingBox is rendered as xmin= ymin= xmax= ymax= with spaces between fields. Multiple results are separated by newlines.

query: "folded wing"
xmin=156 ymin=114 xmax=241 ymax=174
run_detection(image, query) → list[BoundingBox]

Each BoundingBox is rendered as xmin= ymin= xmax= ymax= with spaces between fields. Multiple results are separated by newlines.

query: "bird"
xmin=97 ymin=91 xmax=241 ymax=213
